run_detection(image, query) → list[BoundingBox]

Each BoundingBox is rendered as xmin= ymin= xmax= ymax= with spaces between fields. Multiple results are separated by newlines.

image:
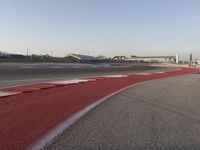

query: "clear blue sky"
xmin=0 ymin=0 xmax=200 ymax=59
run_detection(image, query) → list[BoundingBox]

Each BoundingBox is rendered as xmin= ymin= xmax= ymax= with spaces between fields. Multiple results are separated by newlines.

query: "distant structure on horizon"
xmin=65 ymin=53 xmax=106 ymax=63
xmin=65 ymin=53 xmax=98 ymax=63
xmin=112 ymin=55 xmax=179 ymax=64
xmin=190 ymin=53 xmax=193 ymax=62
xmin=176 ymin=54 xmax=179 ymax=64
xmin=0 ymin=50 xmax=182 ymax=64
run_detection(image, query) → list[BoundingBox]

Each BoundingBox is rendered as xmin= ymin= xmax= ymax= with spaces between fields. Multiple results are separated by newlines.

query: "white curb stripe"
xmin=47 ymin=79 xmax=96 ymax=85
xmin=155 ymin=71 xmax=165 ymax=73
xmin=133 ymin=73 xmax=152 ymax=75
xmin=99 ymin=75 xmax=128 ymax=78
xmin=0 ymin=91 xmax=20 ymax=97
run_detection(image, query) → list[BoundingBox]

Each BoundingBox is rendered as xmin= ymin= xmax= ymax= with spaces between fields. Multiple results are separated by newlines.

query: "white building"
xmin=112 ymin=55 xmax=179 ymax=63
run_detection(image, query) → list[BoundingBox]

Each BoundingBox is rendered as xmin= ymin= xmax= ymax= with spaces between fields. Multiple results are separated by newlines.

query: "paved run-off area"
xmin=47 ymin=72 xmax=200 ymax=150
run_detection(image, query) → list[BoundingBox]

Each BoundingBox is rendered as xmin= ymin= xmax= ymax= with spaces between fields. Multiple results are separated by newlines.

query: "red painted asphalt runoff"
xmin=0 ymin=68 xmax=199 ymax=150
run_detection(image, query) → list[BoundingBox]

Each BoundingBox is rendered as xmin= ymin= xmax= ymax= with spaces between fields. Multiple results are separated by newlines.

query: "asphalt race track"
xmin=47 ymin=72 xmax=200 ymax=150
xmin=0 ymin=64 xmax=167 ymax=88
xmin=0 ymin=67 xmax=198 ymax=150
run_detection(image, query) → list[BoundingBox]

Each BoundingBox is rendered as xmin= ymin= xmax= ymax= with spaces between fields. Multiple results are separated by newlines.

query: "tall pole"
xmin=190 ymin=53 xmax=192 ymax=62
xmin=51 ymin=50 xmax=53 ymax=57
xmin=27 ymin=48 xmax=29 ymax=56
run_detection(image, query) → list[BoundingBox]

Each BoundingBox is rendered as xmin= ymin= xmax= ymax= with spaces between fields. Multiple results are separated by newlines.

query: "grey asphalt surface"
xmin=46 ymin=73 xmax=200 ymax=150
xmin=0 ymin=65 xmax=173 ymax=89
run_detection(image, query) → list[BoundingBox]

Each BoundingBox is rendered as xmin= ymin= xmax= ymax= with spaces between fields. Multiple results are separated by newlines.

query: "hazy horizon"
xmin=1 ymin=0 xmax=200 ymax=60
